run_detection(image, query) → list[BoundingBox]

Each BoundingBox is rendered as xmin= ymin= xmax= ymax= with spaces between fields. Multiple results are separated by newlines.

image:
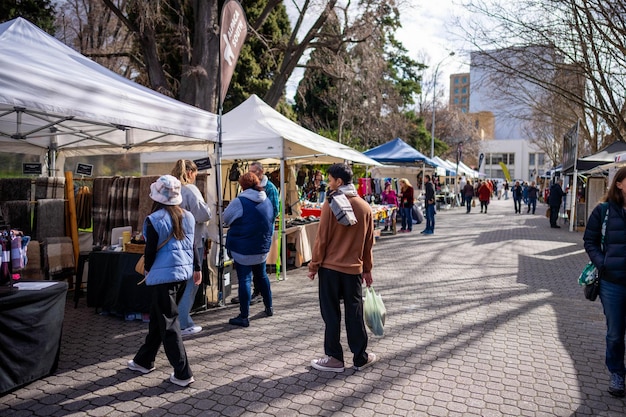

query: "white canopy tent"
xmin=221 ymin=94 xmax=380 ymax=277
xmin=221 ymin=94 xmax=379 ymax=165
xmin=0 ymin=17 xmax=222 ymax=290
xmin=0 ymin=17 xmax=218 ymax=174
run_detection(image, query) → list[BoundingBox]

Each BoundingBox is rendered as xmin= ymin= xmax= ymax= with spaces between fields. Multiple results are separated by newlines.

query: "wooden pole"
xmin=64 ymin=171 xmax=80 ymax=273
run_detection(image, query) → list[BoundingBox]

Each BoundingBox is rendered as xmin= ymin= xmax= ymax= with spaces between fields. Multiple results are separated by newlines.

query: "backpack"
xmin=228 ymin=162 xmax=241 ymax=182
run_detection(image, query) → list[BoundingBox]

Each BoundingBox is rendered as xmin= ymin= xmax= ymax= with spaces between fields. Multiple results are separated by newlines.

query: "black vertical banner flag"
xmin=219 ymin=0 xmax=248 ymax=105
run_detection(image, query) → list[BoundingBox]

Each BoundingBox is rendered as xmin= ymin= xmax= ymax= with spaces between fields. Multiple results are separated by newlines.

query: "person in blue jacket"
xmin=127 ymin=175 xmax=199 ymax=387
xmin=224 ymin=172 xmax=274 ymax=327
xmin=583 ymin=167 xmax=626 ymax=398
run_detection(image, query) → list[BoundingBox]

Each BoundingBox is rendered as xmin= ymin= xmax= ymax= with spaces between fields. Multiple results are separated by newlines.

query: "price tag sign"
xmin=75 ymin=163 xmax=94 ymax=176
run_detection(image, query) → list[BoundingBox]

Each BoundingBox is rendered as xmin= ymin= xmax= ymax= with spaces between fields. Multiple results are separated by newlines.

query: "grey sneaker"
xmin=609 ymin=373 xmax=625 ymax=397
xmin=311 ymin=355 xmax=345 ymax=372
xmin=354 ymin=353 xmax=378 ymax=371
xmin=127 ymin=360 xmax=155 ymax=374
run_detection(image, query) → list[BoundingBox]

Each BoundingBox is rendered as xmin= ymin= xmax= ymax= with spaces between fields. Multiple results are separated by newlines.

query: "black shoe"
xmin=229 ymin=315 xmax=249 ymax=327
xmin=231 ymin=296 xmax=239 ymax=304
xmin=250 ymin=293 xmax=262 ymax=304
xmin=609 ymin=373 xmax=625 ymax=397
xmin=551 ymin=225 xmax=561 ymax=228
xmin=265 ymin=306 xmax=273 ymax=317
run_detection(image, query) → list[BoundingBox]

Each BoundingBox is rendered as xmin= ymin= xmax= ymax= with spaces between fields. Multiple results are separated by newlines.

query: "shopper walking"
xmin=583 ymin=166 xmax=626 ymax=397
xmin=477 ymin=180 xmax=491 ymax=214
xmin=526 ymin=181 xmax=539 ymax=214
xmin=422 ymin=175 xmax=436 ymax=234
xmin=511 ymin=181 xmax=523 ymax=214
xmin=128 ymin=175 xmax=198 ymax=387
xmin=308 ymin=163 xmax=377 ymax=373
xmin=463 ymin=179 xmax=474 ymax=213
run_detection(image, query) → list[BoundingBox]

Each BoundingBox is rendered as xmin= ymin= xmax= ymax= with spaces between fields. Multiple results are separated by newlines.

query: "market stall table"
xmin=0 ymin=281 xmax=67 ymax=395
xmin=86 ymin=251 xmax=151 ymax=316
xmin=267 ymin=221 xmax=320 ymax=268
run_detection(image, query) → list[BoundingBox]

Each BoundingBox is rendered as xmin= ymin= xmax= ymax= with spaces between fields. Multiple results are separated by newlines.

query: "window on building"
xmin=538 ymin=153 xmax=545 ymax=165
xmin=454 ymin=88 xmax=459 ymax=94
xmin=529 ymin=154 xmax=535 ymax=165
xmin=461 ymin=97 xmax=467 ymax=103
xmin=462 ymin=87 xmax=467 ymax=94
xmin=454 ymin=98 xmax=459 ymax=104
xmin=508 ymin=153 xmax=515 ymax=164
xmin=455 ymin=78 xmax=459 ymax=84
xmin=462 ymin=107 xmax=467 ymax=113
xmin=462 ymin=77 xmax=467 ymax=83
xmin=491 ymin=153 xmax=504 ymax=164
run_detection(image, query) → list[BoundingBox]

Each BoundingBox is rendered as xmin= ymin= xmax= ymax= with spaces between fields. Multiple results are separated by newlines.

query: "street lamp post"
xmin=430 ymin=51 xmax=455 ymax=160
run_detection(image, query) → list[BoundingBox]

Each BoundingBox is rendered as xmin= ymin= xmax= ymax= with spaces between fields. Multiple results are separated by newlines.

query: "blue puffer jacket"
xmin=143 ymin=208 xmax=195 ymax=286
xmin=583 ymin=201 xmax=626 ymax=286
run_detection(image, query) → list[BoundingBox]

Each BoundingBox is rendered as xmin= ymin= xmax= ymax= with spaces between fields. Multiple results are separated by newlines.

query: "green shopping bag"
xmin=363 ymin=286 xmax=386 ymax=337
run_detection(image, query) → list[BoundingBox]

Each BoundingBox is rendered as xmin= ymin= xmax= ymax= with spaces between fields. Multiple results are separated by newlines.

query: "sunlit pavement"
xmin=2 ymin=198 xmax=624 ymax=416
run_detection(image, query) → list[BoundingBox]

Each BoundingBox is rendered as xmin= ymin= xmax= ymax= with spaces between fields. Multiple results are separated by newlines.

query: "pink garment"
xmin=381 ymin=190 xmax=398 ymax=207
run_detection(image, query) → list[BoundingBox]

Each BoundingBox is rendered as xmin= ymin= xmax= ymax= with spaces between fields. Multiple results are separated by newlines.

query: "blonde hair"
xmin=171 ymin=159 xmax=197 ymax=185
xmin=399 ymin=178 xmax=412 ymax=189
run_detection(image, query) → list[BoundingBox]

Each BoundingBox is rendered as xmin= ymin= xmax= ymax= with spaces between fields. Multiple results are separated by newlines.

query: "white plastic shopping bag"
xmin=363 ymin=286 xmax=386 ymax=337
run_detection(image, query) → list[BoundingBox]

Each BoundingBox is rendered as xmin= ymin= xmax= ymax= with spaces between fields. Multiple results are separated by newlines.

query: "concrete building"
xmin=449 ymin=73 xmax=470 ymax=113
xmin=449 ymin=46 xmax=577 ymax=181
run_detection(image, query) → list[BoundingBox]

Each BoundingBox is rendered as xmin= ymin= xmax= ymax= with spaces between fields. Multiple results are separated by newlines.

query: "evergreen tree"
xmin=0 ymin=0 xmax=56 ymax=34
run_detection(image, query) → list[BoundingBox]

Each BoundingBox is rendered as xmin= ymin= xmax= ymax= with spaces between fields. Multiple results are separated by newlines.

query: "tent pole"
xmin=216 ymin=109 xmax=225 ymax=306
xmin=280 ymin=158 xmax=287 ymax=280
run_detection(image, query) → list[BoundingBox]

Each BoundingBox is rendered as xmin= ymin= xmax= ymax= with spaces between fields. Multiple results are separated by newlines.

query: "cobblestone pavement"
xmin=2 ymin=198 xmax=625 ymax=416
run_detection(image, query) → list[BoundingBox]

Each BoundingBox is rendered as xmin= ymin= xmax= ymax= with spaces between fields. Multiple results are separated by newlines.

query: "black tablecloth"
xmin=0 ymin=281 xmax=67 ymax=395
xmin=86 ymin=251 xmax=152 ymax=314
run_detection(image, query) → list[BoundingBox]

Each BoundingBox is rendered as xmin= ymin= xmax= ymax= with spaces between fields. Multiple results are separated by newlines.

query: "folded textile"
xmin=35 ymin=177 xmax=65 ymax=199
xmin=44 ymin=236 xmax=75 ymax=275
xmin=35 ymin=199 xmax=65 ymax=241
xmin=1 ymin=200 xmax=32 ymax=235
xmin=0 ymin=178 xmax=32 ymax=201
xmin=21 ymin=240 xmax=43 ymax=280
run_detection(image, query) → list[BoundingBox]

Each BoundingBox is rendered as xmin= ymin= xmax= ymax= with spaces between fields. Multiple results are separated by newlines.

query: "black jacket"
xmin=583 ymin=202 xmax=626 ymax=286
xmin=548 ymin=183 xmax=565 ymax=207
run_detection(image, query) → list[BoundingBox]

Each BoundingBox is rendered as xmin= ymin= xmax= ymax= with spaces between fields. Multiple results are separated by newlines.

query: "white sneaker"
xmin=170 ymin=373 xmax=195 ymax=387
xmin=354 ymin=353 xmax=377 ymax=371
xmin=180 ymin=326 xmax=202 ymax=337
xmin=127 ymin=360 xmax=155 ymax=374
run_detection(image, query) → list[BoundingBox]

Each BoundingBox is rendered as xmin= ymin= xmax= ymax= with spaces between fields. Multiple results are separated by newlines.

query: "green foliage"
xmin=222 ymin=1 xmax=292 ymax=111
xmin=0 ymin=0 xmax=56 ymax=34
xmin=403 ymin=112 xmax=449 ymax=156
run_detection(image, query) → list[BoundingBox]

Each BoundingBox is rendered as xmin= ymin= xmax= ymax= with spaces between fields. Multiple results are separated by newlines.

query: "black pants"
xmin=550 ymin=205 xmax=560 ymax=226
xmin=514 ymin=198 xmax=522 ymax=213
xmin=133 ymin=282 xmax=192 ymax=380
xmin=318 ymin=267 xmax=369 ymax=367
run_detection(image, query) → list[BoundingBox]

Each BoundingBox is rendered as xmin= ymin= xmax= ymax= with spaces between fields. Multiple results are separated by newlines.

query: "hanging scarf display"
xmin=1 ymin=237 xmax=10 ymax=284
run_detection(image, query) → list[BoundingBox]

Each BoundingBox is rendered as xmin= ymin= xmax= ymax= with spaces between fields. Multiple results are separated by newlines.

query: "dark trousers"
xmin=514 ymin=198 xmax=522 ymax=213
xmin=134 ymin=282 xmax=192 ymax=380
xmin=550 ymin=204 xmax=560 ymax=226
xmin=318 ymin=267 xmax=368 ymax=367
xmin=480 ymin=201 xmax=488 ymax=212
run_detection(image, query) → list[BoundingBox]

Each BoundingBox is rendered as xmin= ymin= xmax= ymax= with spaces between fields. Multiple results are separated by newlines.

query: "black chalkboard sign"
xmin=193 ymin=157 xmax=212 ymax=171
xmin=22 ymin=163 xmax=42 ymax=175
xmin=75 ymin=163 xmax=94 ymax=176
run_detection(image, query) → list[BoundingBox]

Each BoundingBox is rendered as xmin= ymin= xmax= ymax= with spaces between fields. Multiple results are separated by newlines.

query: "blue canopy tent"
xmin=364 ymin=138 xmax=440 ymax=192
xmin=363 ymin=138 xmax=438 ymax=166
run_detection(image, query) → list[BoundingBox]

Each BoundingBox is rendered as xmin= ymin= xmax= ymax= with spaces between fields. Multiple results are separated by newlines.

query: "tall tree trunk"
xmin=179 ymin=0 xmax=220 ymax=113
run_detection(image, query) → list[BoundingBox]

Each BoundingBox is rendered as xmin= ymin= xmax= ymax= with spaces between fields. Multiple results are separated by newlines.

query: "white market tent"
xmin=221 ymin=94 xmax=380 ymax=276
xmin=0 ymin=17 xmax=221 ymax=285
xmin=221 ymin=94 xmax=379 ymax=165
xmin=0 ymin=17 xmax=218 ymax=173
